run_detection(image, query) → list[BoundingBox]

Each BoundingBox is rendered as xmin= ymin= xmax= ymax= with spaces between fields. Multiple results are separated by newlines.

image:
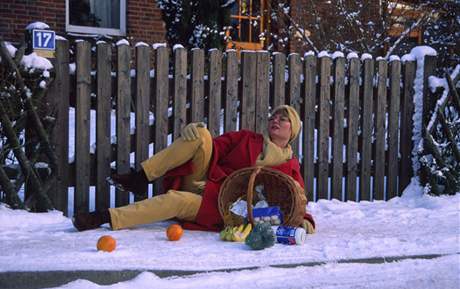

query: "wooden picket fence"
xmin=45 ymin=39 xmax=426 ymax=216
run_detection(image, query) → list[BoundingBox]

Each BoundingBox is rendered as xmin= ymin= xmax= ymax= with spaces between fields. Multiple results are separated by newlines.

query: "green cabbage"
xmin=245 ymin=223 xmax=275 ymax=250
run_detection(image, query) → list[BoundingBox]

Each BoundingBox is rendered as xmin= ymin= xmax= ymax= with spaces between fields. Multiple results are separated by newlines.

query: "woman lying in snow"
xmin=72 ymin=105 xmax=315 ymax=233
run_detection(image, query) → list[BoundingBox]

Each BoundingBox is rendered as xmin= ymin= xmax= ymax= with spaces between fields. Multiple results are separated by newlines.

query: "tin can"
xmin=273 ymin=226 xmax=306 ymax=245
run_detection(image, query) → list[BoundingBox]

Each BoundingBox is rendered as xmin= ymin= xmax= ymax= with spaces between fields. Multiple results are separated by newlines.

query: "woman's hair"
xmin=270 ymin=107 xmax=290 ymax=119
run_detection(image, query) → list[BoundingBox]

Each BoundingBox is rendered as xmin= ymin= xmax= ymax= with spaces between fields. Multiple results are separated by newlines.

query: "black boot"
xmin=110 ymin=169 xmax=149 ymax=195
xmin=72 ymin=210 xmax=111 ymax=231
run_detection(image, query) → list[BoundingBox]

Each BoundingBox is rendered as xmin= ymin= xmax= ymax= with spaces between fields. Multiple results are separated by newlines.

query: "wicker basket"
xmin=218 ymin=166 xmax=307 ymax=227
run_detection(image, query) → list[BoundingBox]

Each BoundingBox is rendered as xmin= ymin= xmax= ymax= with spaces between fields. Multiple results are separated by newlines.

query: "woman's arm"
xmin=212 ymin=130 xmax=251 ymax=158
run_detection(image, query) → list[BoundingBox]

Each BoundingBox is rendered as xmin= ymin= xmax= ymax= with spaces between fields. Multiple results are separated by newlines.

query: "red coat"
xmin=163 ymin=130 xmax=315 ymax=231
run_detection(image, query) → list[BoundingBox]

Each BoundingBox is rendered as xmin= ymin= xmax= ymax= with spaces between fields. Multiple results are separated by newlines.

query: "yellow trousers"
xmin=109 ymin=128 xmax=212 ymax=230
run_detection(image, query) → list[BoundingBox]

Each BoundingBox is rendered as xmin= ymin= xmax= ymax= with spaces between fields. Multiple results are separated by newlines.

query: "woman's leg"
xmin=109 ymin=190 xmax=202 ymax=230
xmin=180 ymin=127 xmax=213 ymax=193
xmin=111 ymin=127 xmax=212 ymax=194
xmin=74 ymin=128 xmax=213 ymax=231
xmin=141 ymin=127 xmax=213 ymax=182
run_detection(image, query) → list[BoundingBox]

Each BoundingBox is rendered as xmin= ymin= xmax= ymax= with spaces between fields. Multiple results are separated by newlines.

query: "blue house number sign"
xmin=32 ymin=29 xmax=55 ymax=50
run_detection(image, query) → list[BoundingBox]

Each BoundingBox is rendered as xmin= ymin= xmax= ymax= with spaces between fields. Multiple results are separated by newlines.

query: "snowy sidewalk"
xmin=1 ymin=255 xmax=458 ymax=289
xmin=0 ymin=184 xmax=459 ymax=288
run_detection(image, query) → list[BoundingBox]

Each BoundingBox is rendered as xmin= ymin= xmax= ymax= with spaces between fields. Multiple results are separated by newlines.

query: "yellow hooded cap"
xmin=271 ymin=105 xmax=301 ymax=143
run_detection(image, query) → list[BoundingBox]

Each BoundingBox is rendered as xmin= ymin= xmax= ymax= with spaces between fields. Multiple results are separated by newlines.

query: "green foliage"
xmin=245 ymin=223 xmax=275 ymax=250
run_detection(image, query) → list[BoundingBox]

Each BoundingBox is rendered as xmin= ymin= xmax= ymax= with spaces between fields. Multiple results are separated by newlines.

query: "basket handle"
xmin=246 ymin=166 xmax=262 ymax=225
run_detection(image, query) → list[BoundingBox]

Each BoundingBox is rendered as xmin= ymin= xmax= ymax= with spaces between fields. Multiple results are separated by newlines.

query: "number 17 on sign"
xmin=32 ymin=29 xmax=55 ymax=50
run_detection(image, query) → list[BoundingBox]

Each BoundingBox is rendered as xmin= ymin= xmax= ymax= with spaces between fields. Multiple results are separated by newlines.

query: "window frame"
xmin=65 ymin=0 xmax=127 ymax=36
xmin=226 ymin=0 xmax=266 ymax=51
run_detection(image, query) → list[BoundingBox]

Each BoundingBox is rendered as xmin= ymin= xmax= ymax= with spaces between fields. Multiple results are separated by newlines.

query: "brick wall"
xmin=0 ymin=0 xmax=65 ymax=43
xmin=1 ymin=0 xmax=166 ymax=44
xmin=127 ymin=0 xmax=166 ymax=44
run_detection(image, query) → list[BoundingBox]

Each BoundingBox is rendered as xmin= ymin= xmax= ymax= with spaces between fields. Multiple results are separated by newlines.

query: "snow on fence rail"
xmin=45 ymin=39 xmax=422 ymax=216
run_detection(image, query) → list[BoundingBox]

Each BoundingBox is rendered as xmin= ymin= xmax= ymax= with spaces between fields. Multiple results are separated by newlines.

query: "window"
xmin=226 ymin=0 xmax=266 ymax=51
xmin=66 ymin=0 xmax=126 ymax=36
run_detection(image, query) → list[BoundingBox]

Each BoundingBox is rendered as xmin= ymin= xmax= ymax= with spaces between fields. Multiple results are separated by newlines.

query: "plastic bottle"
xmin=272 ymin=226 xmax=306 ymax=245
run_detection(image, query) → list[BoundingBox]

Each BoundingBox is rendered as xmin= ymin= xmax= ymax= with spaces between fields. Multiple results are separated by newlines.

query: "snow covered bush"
xmin=0 ymin=39 xmax=55 ymax=210
xmin=419 ymin=69 xmax=460 ymax=195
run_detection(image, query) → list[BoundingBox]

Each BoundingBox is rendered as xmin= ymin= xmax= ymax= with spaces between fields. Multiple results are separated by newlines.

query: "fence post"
xmin=272 ymin=53 xmax=286 ymax=108
xmin=224 ymin=50 xmax=238 ymax=132
xmin=317 ymin=56 xmax=331 ymax=200
xmin=359 ymin=58 xmax=374 ymax=201
xmin=387 ymin=59 xmax=401 ymax=199
xmin=331 ymin=56 xmax=345 ymax=201
xmin=134 ymin=44 xmax=151 ymax=201
xmin=74 ymin=40 xmax=91 ymax=213
xmin=173 ymin=47 xmax=187 ymax=140
xmin=48 ymin=39 xmax=69 ymax=215
xmin=288 ymin=53 xmax=301 ymax=155
xmin=208 ymin=49 xmax=222 ymax=137
xmin=374 ymin=59 xmax=387 ymax=201
xmin=303 ymin=54 xmax=317 ymax=202
xmin=115 ymin=43 xmax=131 ymax=207
xmin=191 ymin=48 xmax=204 ymax=122
xmin=241 ymin=51 xmax=257 ymax=131
xmin=346 ymin=57 xmax=360 ymax=201
xmin=95 ymin=42 xmax=112 ymax=210
xmin=255 ymin=51 xmax=269 ymax=135
xmin=422 ymin=55 xmax=437 ymax=135
xmin=399 ymin=61 xmax=416 ymax=194
xmin=153 ymin=46 xmax=169 ymax=195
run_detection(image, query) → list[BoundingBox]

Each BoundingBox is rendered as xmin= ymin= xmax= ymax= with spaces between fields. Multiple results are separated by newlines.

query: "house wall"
xmin=0 ymin=0 xmax=65 ymax=43
xmin=0 ymin=0 xmax=166 ymax=44
xmin=126 ymin=0 xmax=166 ymax=43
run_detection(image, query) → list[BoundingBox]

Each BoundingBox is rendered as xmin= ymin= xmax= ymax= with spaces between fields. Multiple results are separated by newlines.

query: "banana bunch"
xmin=219 ymin=223 xmax=253 ymax=242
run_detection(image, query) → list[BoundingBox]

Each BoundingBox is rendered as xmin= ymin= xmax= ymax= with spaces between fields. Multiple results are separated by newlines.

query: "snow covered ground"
xmin=1 ymin=41 xmax=459 ymax=288
xmin=0 ymin=180 xmax=459 ymax=288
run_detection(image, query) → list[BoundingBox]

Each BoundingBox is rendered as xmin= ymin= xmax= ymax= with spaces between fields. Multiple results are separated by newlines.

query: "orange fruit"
xmin=97 ymin=235 xmax=116 ymax=252
xmin=166 ymin=224 xmax=184 ymax=241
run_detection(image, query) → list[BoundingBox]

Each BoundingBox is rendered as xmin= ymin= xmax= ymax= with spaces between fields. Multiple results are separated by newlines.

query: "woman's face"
xmin=268 ymin=112 xmax=292 ymax=143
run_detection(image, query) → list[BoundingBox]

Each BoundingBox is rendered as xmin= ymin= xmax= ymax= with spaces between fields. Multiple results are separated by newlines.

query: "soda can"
xmin=273 ymin=226 xmax=306 ymax=245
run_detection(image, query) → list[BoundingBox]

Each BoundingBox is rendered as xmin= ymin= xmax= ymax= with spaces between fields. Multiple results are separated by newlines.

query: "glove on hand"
xmin=182 ymin=122 xmax=205 ymax=141
xmin=302 ymin=219 xmax=316 ymax=234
